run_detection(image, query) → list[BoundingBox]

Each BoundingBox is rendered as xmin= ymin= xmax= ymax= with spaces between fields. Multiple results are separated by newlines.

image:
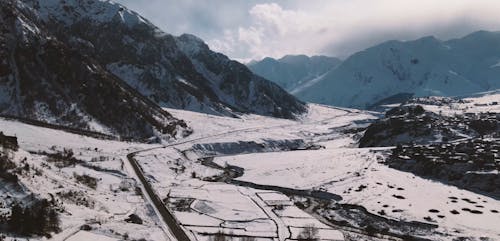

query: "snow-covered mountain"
xmin=296 ymin=31 xmax=500 ymax=109
xmin=21 ymin=0 xmax=306 ymax=119
xmin=247 ymin=55 xmax=341 ymax=94
xmin=0 ymin=0 xmax=189 ymax=140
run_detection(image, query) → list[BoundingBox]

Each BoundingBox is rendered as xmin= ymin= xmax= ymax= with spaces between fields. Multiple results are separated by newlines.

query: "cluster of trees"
xmin=0 ymin=149 xmax=18 ymax=183
xmin=73 ymin=173 xmax=98 ymax=189
xmin=0 ymin=132 xmax=18 ymax=150
xmin=46 ymin=148 xmax=83 ymax=168
xmin=297 ymin=225 xmax=319 ymax=241
xmin=469 ymin=118 xmax=498 ymax=137
xmin=2 ymin=199 xmax=60 ymax=237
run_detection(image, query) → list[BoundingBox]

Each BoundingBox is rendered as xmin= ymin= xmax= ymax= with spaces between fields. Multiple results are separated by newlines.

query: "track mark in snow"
xmin=237 ymin=188 xmax=286 ymax=240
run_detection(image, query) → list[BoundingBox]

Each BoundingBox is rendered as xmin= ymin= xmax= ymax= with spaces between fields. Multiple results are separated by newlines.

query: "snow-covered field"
xmin=166 ymin=104 xmax=377 ymax=143
xmin=215 ymin=147 xmax=500 ymax=239
xmin=1 ymin=94 xmax=498 ymax=240
xmin=130 ymin=104 xmax=377 ymax=240
xmin=135 ymin=99 xmax=499 ymax=240
xmin=0 ymin=117 xmax=158 ymax=159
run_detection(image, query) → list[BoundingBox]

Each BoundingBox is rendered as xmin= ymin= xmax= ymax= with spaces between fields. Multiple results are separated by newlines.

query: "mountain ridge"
xmin=297 ymin=30 xmax=500 ymax=108
xmin=23 ymin=0 xmax=306 ymax=119
xmin=247 ymin=55 xmax=341 ymax=94
xmin=250 ymin=31 xmax=500 ymax=109
xmin=0 ymin=0 xmax=307 ymax=141
xmin=0 ymin=0 xmax=190 ymax=140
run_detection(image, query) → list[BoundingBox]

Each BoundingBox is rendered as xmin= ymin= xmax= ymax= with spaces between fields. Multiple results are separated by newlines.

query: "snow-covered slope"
xmin=297 ymin=31 xmax=500 ymax=109
xmin=0 ymin=119 xmax=168 ymax=240
xmin=21 ymin=0 xmax=306 ymax=119
xmin=248 ymin=55 xmax=341 ymax=94
xmin=0 ymin=0 xmax=189 ymax=140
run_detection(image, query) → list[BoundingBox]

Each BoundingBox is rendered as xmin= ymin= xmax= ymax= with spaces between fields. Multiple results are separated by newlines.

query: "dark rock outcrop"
xmin=359 ymin=104 xmax=499 ymax=147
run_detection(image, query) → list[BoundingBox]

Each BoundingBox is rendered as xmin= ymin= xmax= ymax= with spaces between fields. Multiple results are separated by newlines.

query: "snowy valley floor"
xmin=1 ymin=101 xmax=499 ymax=241
xmin=133 ymin=102 xmax=500 ymax=241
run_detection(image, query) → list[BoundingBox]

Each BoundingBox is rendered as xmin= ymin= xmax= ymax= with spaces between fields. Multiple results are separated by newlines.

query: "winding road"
xmin=123 ymin=107 xmax=368 ymax=241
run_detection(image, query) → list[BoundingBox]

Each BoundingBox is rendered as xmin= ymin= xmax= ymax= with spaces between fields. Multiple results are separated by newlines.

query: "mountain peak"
xmin=23 ymin=0 xmax=150 ymax=27
xmin=414 ymin=35 xmax=440 ymax=43
xmin=455 ymin=30 xmax=500 ymax=43
xmin=177 ymin=33 xmax=205 ymax=44
xmin=465 ymin=30 xmax=500 ymax=37
xmin=279 ymin=54 xmax=310 ymax=64
xmin=176 ymin=33 xmax=210 ymax=55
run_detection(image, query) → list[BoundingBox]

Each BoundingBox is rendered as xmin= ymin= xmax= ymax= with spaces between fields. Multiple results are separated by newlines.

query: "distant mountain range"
xmin=0 ymin=0 xmax=306 ymax=140
xmin=248 ymin=55 xmax=341 ymax=94
xmin=250 ymin=31 xmax=500 ymax=109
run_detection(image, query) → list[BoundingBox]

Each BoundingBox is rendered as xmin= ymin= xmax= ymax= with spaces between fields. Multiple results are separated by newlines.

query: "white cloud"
xmin=209 ymin=30 xmax=236 ymax=54
xmin=117 ymin=0 xmax=500 ymax=61
xmin=238 ymin=27 xmax=261 ymax=47
xmin=208 ymin=3 xmax=321 ymax=60
xmin=206 ymin=0 xmax=500 ymax=61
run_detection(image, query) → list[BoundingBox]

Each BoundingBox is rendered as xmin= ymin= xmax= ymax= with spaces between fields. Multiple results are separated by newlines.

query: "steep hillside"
xmin=248 ymin=55 xmax=341 ymax=94
xmin=297 ymin=32 xmax=500 ymax=109
xmin=23 ymin=0 xmax=306 ymax=118
xmin=0 ymin=0 xmax=189 ymax=140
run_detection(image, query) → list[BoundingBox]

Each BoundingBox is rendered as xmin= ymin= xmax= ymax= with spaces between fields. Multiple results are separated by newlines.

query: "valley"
xmin=137 ymin=96 xmax=497 ymax=241
xmin=0 ymin=1 xmax=498 ymax=241
xmin=1 ymin=91 xmax=499 ymax=241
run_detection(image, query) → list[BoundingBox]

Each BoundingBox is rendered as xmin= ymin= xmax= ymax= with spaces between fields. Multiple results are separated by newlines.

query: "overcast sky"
xmin=115 ymin=0 xmax=500 ymax=62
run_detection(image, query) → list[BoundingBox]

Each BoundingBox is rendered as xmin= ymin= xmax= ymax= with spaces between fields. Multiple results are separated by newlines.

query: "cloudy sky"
xmin=115 ymin=0 xmax=500 ymax=62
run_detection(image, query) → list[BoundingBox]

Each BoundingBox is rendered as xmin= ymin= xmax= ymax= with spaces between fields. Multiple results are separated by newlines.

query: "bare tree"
xmin=298 ymin=224 xmax=319 ymax=241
